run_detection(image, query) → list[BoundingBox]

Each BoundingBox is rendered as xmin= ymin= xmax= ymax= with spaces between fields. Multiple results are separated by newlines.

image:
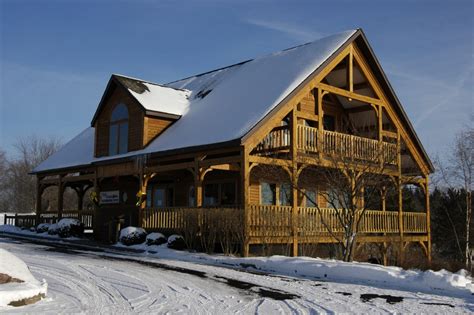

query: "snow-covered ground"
xmin=0 ymin=235 xmax=472 ymax=314
xmin=0 ymin=248 xmax=47 ymax=307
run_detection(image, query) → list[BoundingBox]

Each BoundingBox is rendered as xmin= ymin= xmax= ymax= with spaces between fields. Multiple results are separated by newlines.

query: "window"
xmin=323 ymin=115 xmax=336 ymax=131
xmin=109 ymin=103 xmax=129 ymax=155
xmin=261 ymin=182 xmax=276 ymax=205
xmin=220 ymin=182 xmax=236 ymax=205
xmin=146 ymin=185 xmax=174 ymax=207
xmin=203 ymin=182 xmax=236 ymax=206
xmin=305 ymin=189 xmax=318 ymax=207
xmin=204 ymin=183 xmax=219 ymax=206
xmin=188 ymin=186 xmax=195 ymax=207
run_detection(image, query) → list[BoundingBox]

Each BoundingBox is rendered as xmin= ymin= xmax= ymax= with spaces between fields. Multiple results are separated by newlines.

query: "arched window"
xmin=109 ymin=103 xmax=129 ymax=155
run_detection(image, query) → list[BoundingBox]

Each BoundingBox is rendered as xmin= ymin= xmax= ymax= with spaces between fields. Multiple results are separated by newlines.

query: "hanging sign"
xmin=100 ymin=191 xmax=120 ymax=204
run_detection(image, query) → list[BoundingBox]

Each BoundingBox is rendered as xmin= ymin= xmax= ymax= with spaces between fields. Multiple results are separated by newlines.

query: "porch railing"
xmin=3 ymin=211 xmax=94 ymax=230
xmin=140 ymin=206 xmax=427 ymax=240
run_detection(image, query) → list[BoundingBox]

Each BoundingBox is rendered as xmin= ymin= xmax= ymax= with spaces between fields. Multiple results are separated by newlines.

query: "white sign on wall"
xmin=100 ymin=191 xmax=120 ymax=205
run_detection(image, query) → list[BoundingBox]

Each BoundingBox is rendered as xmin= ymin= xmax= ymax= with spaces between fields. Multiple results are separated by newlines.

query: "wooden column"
xmin=381 ymin=186 xmax=387 ymax=265
xmin=291 ymin=108 xmax=299 ymax=257
xmin=347 ymin=46 xmax=354 ymax=94
xmin=138 ymin=175 xmax=149 ymax=228
xmin=194 ymin=158 xmax=203 ymax=207
xmin=77 ymin=186 xmax=84 ymax=211
xmin=397 ymin=178 xmax=404 ymax=265
xmin=317 ymin=88 xmax=324 ymax=155
xmin=92 ymin=171 xmax=100 ymax=239
xmin=377 ymin=105 xmax=383 ymax=167
xmin=425 ymin=175 xmax=432 ymax=264
xmin=240 ymin=147 xmax=250 ymax=257
xmin=57 ymin=175 xmax=64 ymax=220
xmin=35 ymin=176 xmax=42 ymax=225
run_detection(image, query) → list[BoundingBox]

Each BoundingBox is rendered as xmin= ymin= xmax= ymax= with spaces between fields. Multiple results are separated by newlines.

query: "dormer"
xmin=91 ymin=75 xmax=190 ymax=157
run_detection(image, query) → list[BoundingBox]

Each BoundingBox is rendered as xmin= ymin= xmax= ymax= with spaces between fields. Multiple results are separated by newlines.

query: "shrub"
xmin=167 ymin=234 xmax=186 ymax=250
xmin=57 ymin=218 xmax=84 ymax=238
xmin=119 ymin=227 xmax=147 ymax=246
xmin=36 ymin=223 xmax=50 ymax=233
xmin=48 ymin=223 xmax=59 ymax=235
xmin=146 ymin=232 xmax=167 ymax=246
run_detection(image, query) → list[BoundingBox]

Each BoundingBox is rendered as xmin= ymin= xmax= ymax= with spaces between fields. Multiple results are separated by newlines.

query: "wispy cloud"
xmin=244 ymin=18 xmax=323 ymax=42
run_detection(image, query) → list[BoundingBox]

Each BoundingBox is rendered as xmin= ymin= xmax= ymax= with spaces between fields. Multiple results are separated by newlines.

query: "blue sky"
xmin=1 ymin=0 xmax=472 ymax=161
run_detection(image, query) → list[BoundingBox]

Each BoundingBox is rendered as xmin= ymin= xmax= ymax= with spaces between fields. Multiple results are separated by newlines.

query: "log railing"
xmin=295 ymin=126 xmax=398 ymax=165
xmin=3 ymin=211 xmax=94 ymax=229
xmin=248 ymin=205 xmax=293 ymax=237
xmin=403 ymin=212 xmax=427 ymax=234
xmin=254 ymin=126 xmax=290 ymax=153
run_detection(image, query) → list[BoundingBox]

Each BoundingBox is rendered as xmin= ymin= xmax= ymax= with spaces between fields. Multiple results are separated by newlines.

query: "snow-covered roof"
xmin=33 ymin=30 xmax=358 ymax=173
xmin=114 ymin=75 xmax=191 ymax=116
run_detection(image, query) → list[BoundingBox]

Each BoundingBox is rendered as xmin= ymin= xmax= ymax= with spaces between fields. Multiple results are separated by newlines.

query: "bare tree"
xmin=3 ymin=136 xmax=61 ymax=212
xmin=435 ymin=124 xmax=473 ymax=269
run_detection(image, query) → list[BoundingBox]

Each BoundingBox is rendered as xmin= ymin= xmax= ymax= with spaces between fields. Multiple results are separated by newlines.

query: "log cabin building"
xmin=30 ymin=29 xmax=433 ymax=261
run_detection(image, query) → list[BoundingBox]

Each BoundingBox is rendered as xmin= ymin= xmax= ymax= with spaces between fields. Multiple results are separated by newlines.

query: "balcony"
xmin=254 ymin=125 xmax=398 ymax=165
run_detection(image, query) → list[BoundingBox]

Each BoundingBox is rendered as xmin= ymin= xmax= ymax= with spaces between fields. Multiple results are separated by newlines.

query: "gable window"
xmin=109 ymin=103 xmax=129 ymax=155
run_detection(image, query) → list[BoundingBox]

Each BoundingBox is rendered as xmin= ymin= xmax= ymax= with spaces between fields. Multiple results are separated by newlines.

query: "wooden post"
xmin=381 ymin=186 xmax=387 ymax=265
xmin=317 ymin=88 xmax=324 ymax=155
xmin=378 ymin=104 xmax=383 ymax=168
xmin=347 ymin=46 xmax=354 ymax=94
xmin=35 ymin=176 xmax=42 ymax=226
xmin=291 ymin=108 xmax=299 ymax=257
xmin=57 ymin=175 xmax=64 ymax=220
xmin=398 ymin=178 xmax=404 ymax=265
xmin=194 ymin=158 xmax=203 ymax=207
xmin=138 ymin=175 xmax=149 ymax=228
xmin=241 ymin=147 xmax=250 ymax=257
xmin=77 ymin=186 xmax=84 ymax=211
xmin=425 ymin=175 xmax=432 ymax=264
xmin=93 ymin=171 xmax=99 ymax=239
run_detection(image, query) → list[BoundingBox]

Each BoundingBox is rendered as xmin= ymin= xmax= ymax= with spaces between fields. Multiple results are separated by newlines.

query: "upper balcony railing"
xmin=255 ymin=125 xmax=398 ymax=165
xmin=297 ymin=126 xmax=398 ymax=165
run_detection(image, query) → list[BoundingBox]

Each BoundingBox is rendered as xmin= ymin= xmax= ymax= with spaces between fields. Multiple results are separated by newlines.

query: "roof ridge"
xmin=112 ymin=73 xmax=189 ymax=92
xmin=165 ymin=29 xmax=357 ymax=86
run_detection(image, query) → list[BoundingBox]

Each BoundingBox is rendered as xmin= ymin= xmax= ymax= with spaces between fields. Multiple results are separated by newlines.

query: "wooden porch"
xmin=139 ymin=205 xmax=428 ymax=245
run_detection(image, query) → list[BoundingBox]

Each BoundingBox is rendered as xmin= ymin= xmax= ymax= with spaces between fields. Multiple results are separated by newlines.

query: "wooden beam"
xmin=382 ymin=130 xmax=398 ymax=139
xmin=63 ymin=173 xmax=95 ymax=183
xmin=241 ymin=147 xmax=250 ymax=257
xmin=352 ymin=45 xmax=430 ymax=175
xmin=210 ymin=163 xmax=240 ymax=171
xmin=348 ymin=46 xmax=353 ymax=93
xmin=296 ymin=111 xmax=319 ymax=122
xmin=200 ymin=156 xmax=241 ymax=168
xmin=248 ymin=155 xmax=292 ymax=168
xmin=316 ymin=82 xmax=384 ymax=106
xmin=147 ymin=161 xmax=195 ymax=173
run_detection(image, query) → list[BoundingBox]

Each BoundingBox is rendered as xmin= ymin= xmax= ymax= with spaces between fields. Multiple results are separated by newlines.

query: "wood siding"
xmin=95 ymin=85 xmax=144 ymax=157
xmin=143 ymin=116 xmax=175 ymax=147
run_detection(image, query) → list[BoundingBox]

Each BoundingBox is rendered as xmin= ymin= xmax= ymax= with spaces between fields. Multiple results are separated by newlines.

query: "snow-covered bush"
xmin=119 ymin=227 xmax=147 ymax=246
xmin=36 ymin=223 xmax=50 ymax=233
xmin=146 ymin=232 xmax=167 ymax=246
xmin=47 ymin=223 xmax=59 ymax=235
xmin=167 ymin=234 xmax=186 ymax=250
xmin=0 ymin=224 xmax=21 ymax=233
xmin=57 ymin=218 xmax=84 ymax=238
